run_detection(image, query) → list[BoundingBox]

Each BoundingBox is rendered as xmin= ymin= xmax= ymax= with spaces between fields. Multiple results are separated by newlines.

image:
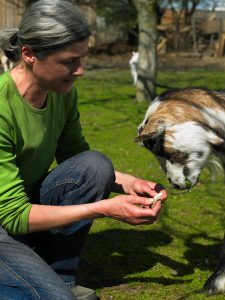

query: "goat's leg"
xmin=130 ymin=65 xmax=138 ymax=85
xmin=202 ymin=233 xmax=225 ymax=295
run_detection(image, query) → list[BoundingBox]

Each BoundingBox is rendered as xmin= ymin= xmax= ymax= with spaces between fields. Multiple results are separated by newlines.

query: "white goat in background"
xmin=129 ymin=51 xmax=139 ymax=85
xmin=0 ymin=54 xmax=13 ymax=72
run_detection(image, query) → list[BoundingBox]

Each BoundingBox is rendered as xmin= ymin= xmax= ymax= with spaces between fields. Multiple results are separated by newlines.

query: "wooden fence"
xmin=0 ymin=0 xmax=24 ymax=28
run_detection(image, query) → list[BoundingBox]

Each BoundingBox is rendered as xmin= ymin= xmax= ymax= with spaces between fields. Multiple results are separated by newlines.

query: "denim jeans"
xmin=0 ymin=150 xmax=115 ymax=299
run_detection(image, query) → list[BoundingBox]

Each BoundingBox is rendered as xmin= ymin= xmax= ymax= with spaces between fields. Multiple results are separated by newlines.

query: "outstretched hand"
xmin=114 ymin=171 xmax=167 ymax=201
xmin=100 ymin=193 xmax=164 ymax=225
xmin=95 ymin=171 xmax=167 ymax=225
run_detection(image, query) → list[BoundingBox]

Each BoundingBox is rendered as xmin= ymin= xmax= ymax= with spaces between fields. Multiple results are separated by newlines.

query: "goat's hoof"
xmin=202 ymin=273 xmax=225 ymax=295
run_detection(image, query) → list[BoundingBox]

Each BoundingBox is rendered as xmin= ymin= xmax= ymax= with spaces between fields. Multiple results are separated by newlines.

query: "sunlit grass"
xmin=74 ymin=67 xmax=225 ymax=300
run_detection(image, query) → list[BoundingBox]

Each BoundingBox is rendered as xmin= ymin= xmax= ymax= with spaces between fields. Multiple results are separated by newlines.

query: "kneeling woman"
xmin=0 ymin=1 xmax=167 ymax=299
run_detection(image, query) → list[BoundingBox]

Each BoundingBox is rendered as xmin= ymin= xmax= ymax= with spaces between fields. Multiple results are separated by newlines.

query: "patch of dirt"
xmin=86 ymin=52 xmax=131 ymax=69
xmin=86 ymin=52 xmax=225 ymax=71
xmin=158 ymin=53 xmax=225 ymax=71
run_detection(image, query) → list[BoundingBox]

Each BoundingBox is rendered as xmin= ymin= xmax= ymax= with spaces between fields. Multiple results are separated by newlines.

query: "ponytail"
xmin=0 ymin=28 xmax=21 ymax=62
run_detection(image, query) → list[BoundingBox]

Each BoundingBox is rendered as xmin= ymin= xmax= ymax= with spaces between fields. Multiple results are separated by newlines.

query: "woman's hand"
xmin=113 ymin=171 xmax=167 ymax=202
xmin=92 ymin=194 xmax=163 ymax=225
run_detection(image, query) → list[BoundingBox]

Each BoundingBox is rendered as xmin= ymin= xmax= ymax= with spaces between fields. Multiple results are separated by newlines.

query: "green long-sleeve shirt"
xmin=0 ymin=71 xmax=89 ymax=234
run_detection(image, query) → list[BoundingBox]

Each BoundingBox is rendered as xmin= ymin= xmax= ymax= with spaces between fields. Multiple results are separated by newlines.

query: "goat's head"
xmin=136 ymin=98 xmax=224 ymax=189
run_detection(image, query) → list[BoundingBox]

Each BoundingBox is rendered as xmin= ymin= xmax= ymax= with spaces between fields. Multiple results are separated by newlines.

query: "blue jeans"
xmin=0 ymin=150 xmax=115 ymax=299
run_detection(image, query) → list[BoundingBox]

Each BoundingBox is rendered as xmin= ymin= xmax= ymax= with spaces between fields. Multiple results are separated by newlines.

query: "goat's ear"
xmin=135 ymin=120 xmax=166 ymax=142
xmin=135 ymin=133 xmax=152 ymax=142
xmin=206 ymin=130 xmax=224 ymax=146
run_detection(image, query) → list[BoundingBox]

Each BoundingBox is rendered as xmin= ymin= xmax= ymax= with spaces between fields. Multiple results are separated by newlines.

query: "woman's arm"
xmin=28 ymin=203 xmax=99 ymax=232
xmin=28 ymin=170 xmax=167 ymax=232
xmin=28 ymin=191 xmax=164 ymax=232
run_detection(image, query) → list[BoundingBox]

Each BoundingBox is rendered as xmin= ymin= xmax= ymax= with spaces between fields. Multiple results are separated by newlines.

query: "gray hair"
xmin=0 ymin=0 xmax=91 ymax=62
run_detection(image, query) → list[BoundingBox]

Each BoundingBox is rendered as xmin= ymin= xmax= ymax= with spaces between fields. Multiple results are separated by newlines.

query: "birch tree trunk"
xmin=131 ymin=0 xmax=157 ymax=102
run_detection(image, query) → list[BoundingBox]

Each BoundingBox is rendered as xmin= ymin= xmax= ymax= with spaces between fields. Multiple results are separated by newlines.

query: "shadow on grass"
xmin=79 ymin=98 xmax=113 ymax=105
xmin=78 ymin=228 xmax=193 ymax=289
xmin=183 ymin=232 xmax=222 ymax=273
xmin=77 ymin=228 xmax=224 ymax=292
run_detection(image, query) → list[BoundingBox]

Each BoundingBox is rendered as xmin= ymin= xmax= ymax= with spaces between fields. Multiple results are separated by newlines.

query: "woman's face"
xmin=29 ymin=39 xmax=89 ymax=93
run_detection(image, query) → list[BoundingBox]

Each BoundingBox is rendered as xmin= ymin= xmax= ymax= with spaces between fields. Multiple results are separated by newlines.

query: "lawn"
xmin=74 ymin=65 xmax=225 ymax=300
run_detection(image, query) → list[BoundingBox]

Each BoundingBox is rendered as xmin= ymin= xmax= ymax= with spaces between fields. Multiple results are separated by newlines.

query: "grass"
xmin=74 ymin=65 xmax=225 ymax=300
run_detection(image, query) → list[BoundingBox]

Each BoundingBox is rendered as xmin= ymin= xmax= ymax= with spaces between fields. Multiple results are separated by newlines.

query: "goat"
xmin=129 ymin=51 xmax=139 ymax=85
xmin=136 ymin=87 xmax=225 ymax=295
xmin=0 ymin=54 xmax=13 ymax=72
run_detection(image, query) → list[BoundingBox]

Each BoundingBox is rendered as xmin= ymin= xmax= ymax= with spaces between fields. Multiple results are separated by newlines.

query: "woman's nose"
xmin=73 ymin=63 xmax=84 ymax=77
xmin=73 ymin=58 xmax=84 ymax=76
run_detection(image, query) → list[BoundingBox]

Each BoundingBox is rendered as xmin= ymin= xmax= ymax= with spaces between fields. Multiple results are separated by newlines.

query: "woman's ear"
xmin=21 ymin=46 xmax=35 ymax=65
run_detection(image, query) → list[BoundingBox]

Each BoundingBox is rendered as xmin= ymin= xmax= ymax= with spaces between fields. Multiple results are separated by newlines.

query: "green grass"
xmin=74 ymin=67 xmax=225 ymax=300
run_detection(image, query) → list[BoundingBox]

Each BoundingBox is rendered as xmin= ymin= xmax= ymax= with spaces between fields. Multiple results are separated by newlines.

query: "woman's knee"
xmin=81 ymin=150 xmax=115 ymax=193
xmin=39 ymin=150 xmax=115 ymax=205
xmin=85 ymin=150 xmax=114 ymax=178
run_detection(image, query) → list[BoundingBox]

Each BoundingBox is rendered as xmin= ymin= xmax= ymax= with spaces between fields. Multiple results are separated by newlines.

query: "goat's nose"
xmin=173 ymin=183 xmax=181 ymax=189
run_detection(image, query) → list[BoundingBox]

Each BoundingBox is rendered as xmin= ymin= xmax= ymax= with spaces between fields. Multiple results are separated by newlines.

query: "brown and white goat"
xmin=136 ymin=87 xmax=225 ymax=295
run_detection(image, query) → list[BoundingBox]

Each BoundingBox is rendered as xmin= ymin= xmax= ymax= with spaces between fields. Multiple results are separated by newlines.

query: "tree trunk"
xmin=131 ymin=0 xmax=157 ymax=102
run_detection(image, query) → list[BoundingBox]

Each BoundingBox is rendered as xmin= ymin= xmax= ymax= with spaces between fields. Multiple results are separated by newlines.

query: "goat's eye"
xmin=183 ymin=166 xmax=189 ymax=176
xmin=197 ymin=151 xmax=203 ymax=158
xmin=170 ymin=158 xmax=175 ymax=164
xmin=153 ymin=143 xmax=160 ymax=152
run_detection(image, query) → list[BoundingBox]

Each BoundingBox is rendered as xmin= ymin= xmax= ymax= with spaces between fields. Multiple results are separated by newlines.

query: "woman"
xmin=0 ymin=1 xmax=167 ymax=299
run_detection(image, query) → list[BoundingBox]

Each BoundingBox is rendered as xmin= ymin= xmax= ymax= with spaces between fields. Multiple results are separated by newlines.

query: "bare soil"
xmin=86 ymin=52 xmax=225 ymax=71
